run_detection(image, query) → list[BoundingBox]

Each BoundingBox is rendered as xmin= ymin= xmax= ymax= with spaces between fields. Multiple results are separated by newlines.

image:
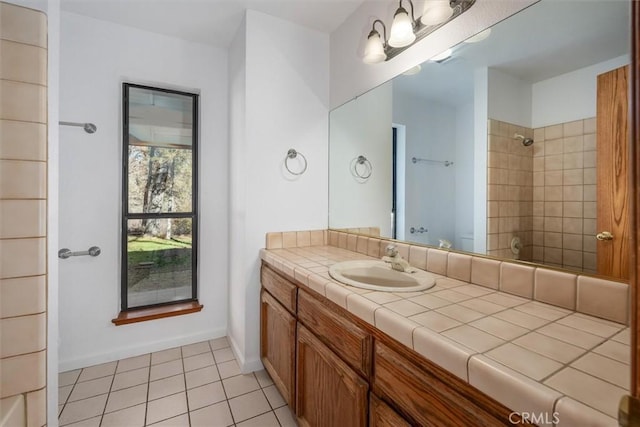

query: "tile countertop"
xmin=260 ymin=245 xmax=629 ymax=427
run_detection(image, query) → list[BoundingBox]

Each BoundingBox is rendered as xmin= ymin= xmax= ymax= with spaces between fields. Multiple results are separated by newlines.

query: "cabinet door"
xmin=296 ymin=325 xmax=368 ymax=427
xmin=369 ymin=393 xmax=410 ymax=427
xmin=260 ymin=290 xmax=296 ymax=409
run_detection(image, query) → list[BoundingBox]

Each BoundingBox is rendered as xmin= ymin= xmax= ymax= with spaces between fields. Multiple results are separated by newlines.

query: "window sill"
xmin=112 ymin=301 xmax=203 ymax=326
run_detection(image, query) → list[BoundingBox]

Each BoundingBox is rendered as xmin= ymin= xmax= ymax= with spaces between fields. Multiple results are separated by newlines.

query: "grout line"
xmin=179 ymin=346 xmax=192 ymax=427
xmin=97 ymin=365 xmax=118 ymax=427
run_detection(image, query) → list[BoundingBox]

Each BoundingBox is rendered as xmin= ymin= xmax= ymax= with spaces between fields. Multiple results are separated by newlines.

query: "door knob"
xmin=596 ymin=231 xmax=614 ymax=241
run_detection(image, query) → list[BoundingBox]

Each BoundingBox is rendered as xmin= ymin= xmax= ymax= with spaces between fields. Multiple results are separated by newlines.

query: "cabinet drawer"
xmin=261 ymin=264 xmax=297 ymax=313
xmin=370 ymin=393 xmax=410 ymax=427
xmin=297 ymin=289 xmax=371 ymax=378
xmin=373 ymin=342 xmax=509 ymax=427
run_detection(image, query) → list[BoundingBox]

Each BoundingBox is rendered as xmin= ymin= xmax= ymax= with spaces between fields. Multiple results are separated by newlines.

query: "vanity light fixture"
xmin=362 ymin=0 xmax=475 ymax=64
xmin=464 ymin=28 xmax=491 ymax=43
xmin=389 ymin=0 xmax=417 ymax=48
xmin=430 ymin=48 xmax=452 ymax=62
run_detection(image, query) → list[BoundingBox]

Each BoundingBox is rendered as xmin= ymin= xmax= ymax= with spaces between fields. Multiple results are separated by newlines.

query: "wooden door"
xmin=260 ymin=290 xmax=296 ymax=409
xmin=369 ymin=393 xmax=410 ymax=427
xmin=597 ymin=65 xmax=630 ymax=280
xmin=296 ymin=324 xmax=368 ymax=427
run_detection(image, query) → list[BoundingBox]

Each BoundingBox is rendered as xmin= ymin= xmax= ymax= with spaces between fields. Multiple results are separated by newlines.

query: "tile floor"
xmin=58 ymin=337 xmax=297 ymax=426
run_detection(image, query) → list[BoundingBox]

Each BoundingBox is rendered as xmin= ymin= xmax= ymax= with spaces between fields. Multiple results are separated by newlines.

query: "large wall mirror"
xmin=329 ymin=0 xmax=630 ymax=280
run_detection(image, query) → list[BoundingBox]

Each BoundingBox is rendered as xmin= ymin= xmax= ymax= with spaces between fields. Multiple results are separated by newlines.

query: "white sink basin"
xmin=328 ymin=260 xmax=436 ymax=292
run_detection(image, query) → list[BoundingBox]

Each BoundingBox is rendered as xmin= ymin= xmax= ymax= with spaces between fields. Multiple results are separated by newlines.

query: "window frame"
xmin=121 ymin=82 xmax=199 ymax=311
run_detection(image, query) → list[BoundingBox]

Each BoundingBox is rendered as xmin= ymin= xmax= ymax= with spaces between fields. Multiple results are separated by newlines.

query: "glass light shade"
xmin=421 ymin=0 xmax=453 ymax=26
xmin=389 ymin=9 xmax=416 ymax=48
xmin=430 ymin=48 xmax=452 ymax=62
xmin=464 ymin=28 xmax=492 ymax=43
xmin=363 ymin=31 xmax=387 ymax=64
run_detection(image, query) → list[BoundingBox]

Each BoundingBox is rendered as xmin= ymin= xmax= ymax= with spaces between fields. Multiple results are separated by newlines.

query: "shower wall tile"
xmin=0 ymin=39 xmax=46 ymax=85
xmin=0 ymin=4 xmax=48 ymax=424
xmin=0 ymin=120 xmax=47 ymax=161
xmin=0 ymin=2 xmax=47 ymax=47
xmin=0 ymin=276 xmax=46 ymax=319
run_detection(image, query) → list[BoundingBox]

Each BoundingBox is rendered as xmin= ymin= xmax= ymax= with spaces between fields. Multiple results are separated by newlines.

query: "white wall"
xmin=329 ymin=82 xmax=392 ymax=235
xmin=58 ymin=12 xmax=229 ymax=370
xmin=488 ymin=68 xmax=532 ymax=128
xmin=532 ymin=54 xmax=630 ymax=128
xmin=392 ymin=90 xmax=456 ymax=246
xmin=228 ymin=10 xmax=329 ymax=371
xmin=330 ymin=0 xmax=538 ymax=109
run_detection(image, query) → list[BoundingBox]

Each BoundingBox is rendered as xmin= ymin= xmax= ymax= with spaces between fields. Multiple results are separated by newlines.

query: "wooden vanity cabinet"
xmin=296 ymin=324 xmax=369 ymax=427
xmin=369 ymin=394 xmax=410 ymax=427
xmin=260 ymin=289 xmax=296 ymax=408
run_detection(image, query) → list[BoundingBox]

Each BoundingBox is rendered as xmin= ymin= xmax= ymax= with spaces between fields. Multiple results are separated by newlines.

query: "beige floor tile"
xmin=213 ymin=348 xmax=235 ymax=364
xmin=59 ymin=385 xmax=73 ymax=404
xmin=151 ymin=347 xmax=182 ymax=365
xmin=274 ymin=406 xmax=297 ymax=427
xmin=209 ymin=337 xmax=230 ymax=351
xmin=571 ymin=353 xmax=629 ymax=389
xmin=263 ymin=385 xmax=286 ymax=409
xmin=228 ymin=390 xmax=271 ymax=423
xmin=148 ymin=413 xmax=190 ymax=427
xmin=189 ymin=401 xmax=233 ymax=427
xmin=556 ymin=314 xmax=622 ymax=338
xmin=442 ymin=325 xmax=504 ymax=352
xmin=436 ymin=305 xmax=484 ymax=323
xmin=493 ymin=309 xmax=549 ymax=329
xmin=111 ymin=366 xmax=149 ymax=391
xmin=146 ymin=392 xmax=188 ymax=425
xmin=513 ymin=332 xmax=585 ymax=364
xmin=150 ymin=359 xmax=184 ymax=381
xmin=383 ymin=300 xmax=428 ymax=316
xmin=105 ymin=383 xmax=147 ymax=413
xmin=536 ymin=323 xmax=604 ymax=349
xmin=222 ymin=374 xmax=260 ymax=399
xmin=254 ymin=370 xmax=274 ymax=388
xmin=469 ymin=316 xmax=528 ymax=341
xmin=59 ymin=369 xmax=81 ymax=387
xmin=58 ymin=394 xmax=108 ymax=426
xmin=68 ymin=376 xmax=112 ymax=402
xmin=149 ymin=374 xmax=186 ymax=401
xmin=78 ymin=361 xmax=117 ymax=382
xmin=217 ymin=360 xmax=241 ymax=379
xmin=100 ymin=403 xmax=145 ymax=427
xmin=116 ymin=354 xmax=150 ymax=373
xmin=485 ymin=343 xmax=563 ymax=381
xmin=182 ymin=342 xmax=212 ymax=358
xmin=592 ymin=340 xmax=630 ymax=364
xmin=544 ymin=367 xmax=626 ymax=418
xmin=62 ymin=416 xmax=101 ymax=427
xmin=236 ymin=411 xmax=280 ymax=427
xmin=409 ymin=311 xmax=461 ymax=332
xmin=184 ymin=352 xmax=215 ymax=372
xmin=185 ymin=365 xmax=220 ymax=389
xmin=187 ymin=381 xmax=226 ymax=410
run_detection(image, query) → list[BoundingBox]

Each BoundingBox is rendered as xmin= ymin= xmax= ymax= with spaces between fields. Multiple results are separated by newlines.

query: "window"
xmin=121 ymin=83 xmax=198 ymax=311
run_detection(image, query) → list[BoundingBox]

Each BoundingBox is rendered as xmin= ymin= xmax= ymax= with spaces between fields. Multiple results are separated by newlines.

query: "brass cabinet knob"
xmin=596 ymin=231 xmax=614 ymax=241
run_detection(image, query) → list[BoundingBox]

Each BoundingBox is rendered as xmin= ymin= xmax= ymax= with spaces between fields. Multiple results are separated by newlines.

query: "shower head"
xmin=514 ymin=133 xmax=534 ymax=146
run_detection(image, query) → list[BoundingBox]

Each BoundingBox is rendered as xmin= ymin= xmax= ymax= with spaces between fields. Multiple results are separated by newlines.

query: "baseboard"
xmin=228 ymin=333 xmax=264 ymax=374
xmin=58 ymin=327 xmax=226 ymax=372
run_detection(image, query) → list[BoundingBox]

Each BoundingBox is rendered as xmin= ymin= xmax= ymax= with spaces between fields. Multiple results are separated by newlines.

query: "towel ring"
xmin=351 ymin=155 xmax=372 ymax=179
xmin=285 ymin=149 xmax=307 ymax=175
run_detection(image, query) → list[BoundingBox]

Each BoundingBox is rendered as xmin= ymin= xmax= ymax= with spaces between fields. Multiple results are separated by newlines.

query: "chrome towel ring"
xmin=285 ymin=149 xmax=307 ymax=175
xmin=351 ymin=155 xmax=372 ymax=180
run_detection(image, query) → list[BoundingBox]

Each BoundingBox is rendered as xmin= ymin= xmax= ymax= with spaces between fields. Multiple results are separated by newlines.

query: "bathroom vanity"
xmin=260 ymin=230 xmax=628 ymax=426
